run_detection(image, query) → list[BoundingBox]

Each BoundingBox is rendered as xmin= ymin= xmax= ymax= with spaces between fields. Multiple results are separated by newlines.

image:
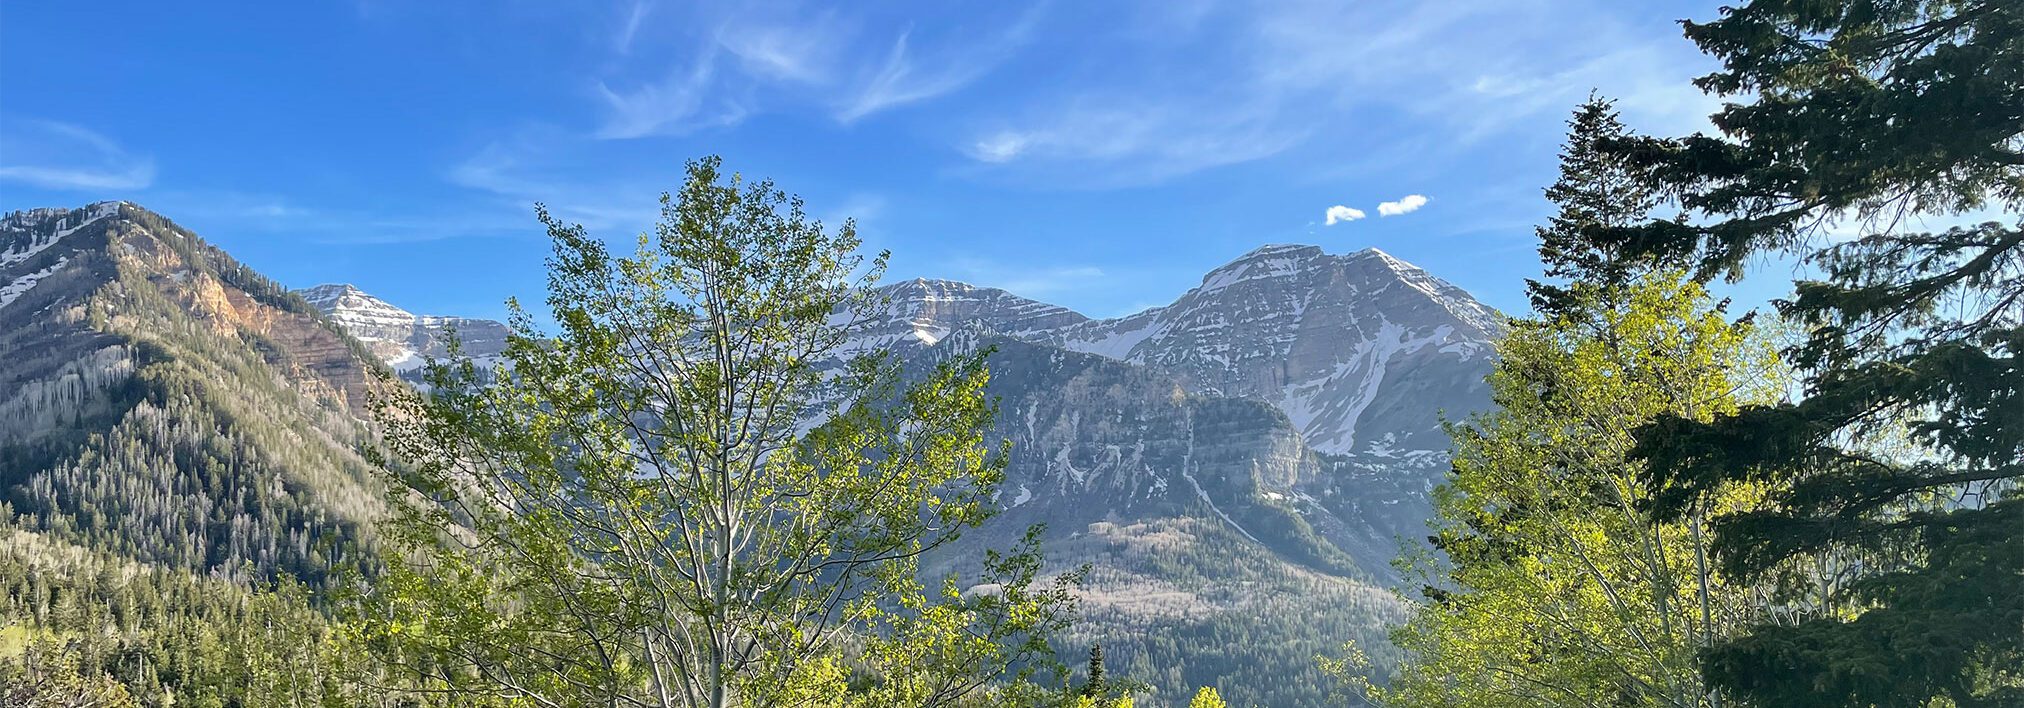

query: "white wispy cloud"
xmin=615 ymin=1 xmax=653 ymax=55
xmin=837 ymin=31 xmax=958 ymax=122
xmin=718 ymin=20 xmax=836 ymax=84
xmin=1462 ymin=44 xmax=1720 ymax=140
xmin=591 ymin=3 xmax=1041 ymax=137
xmin=0 ymin=119 xmax=155 ymax=192
xmin=834 ymin=25 xmax=1024 ymax=123
xmin=1378 ymin=194 xmax=1429 ymax=216
xmin=969 ymin=132 xmax=1030 ymax=163
xmin=1324 ymin=205 xmax=1366 ymax=225
xmin=960 ymin=0 xmax=1722 ymax=188
xmin=944 ymin=257 xmax=1105 ymax=298
xmin=449 ymin=134 xmax=660 ymax=231
xmin=1253 ymin=0 xmax=1719 ymax=146
xmin=834 ymin=6 xmax=1043 ymax=124
xmin=960 ymin=101 xmax=1302 ymax=187
xmin=593 ymin=48 xmax=750 ymax=139
xmin=128 ymin=188 xmax=539 ymax=245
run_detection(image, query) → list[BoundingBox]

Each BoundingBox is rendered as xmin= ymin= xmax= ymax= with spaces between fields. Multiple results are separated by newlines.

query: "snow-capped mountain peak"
xmin=299 ymin=283 xmax=416 ymax=328
xmin=296 ymin=243 xmax=1497 ymax=459
xmin=296 ymin=283 xmax=509 ymax=373
xmin=1198 ymin=244 xmax=1325 ymax=293
xmin=1032 ymin=244 xmax=1500 ymax=455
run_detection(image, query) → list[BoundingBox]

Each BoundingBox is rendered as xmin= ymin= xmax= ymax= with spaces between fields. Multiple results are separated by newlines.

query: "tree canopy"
xmin=1585 ymin=1 xmax=2023 ymax=704
xmin=349 ymin=157 xmax=1081 ymax=707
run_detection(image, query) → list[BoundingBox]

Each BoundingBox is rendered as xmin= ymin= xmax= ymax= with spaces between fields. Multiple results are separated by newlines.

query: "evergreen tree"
xmin=1082 ymin=644 xmax=1106 ymax=698
xmin=1577 ymin=1 xmax=2023 ymax=704
xmin=1527 ymin=95 xmax=1677 ymax=319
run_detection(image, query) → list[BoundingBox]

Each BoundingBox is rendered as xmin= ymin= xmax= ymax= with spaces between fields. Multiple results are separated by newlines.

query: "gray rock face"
xmin=923 ymin=332 xmax=1367 ymax=574
xmin=834 ymin=278 xmax=1091 ymax=356
xmin=1042 ymin=245 xmax=1500 ymax=455
xmin=296 ymin=283 xmax=510 ymax=373
xmin=851 ymin=246 xmax=1504 ymax=579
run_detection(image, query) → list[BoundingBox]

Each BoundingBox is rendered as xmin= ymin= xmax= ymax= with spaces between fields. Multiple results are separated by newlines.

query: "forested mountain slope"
xmin=0 ymin=202 xmax=384 ymax=585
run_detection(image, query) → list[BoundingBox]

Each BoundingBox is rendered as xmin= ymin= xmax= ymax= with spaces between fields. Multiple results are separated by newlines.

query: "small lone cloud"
xmin=1324 ymin=205 xmax=1366 ymax=225
xmin=944 ymin=258 xmax=1105 ymax=297
xmin=969 ymin=132 xmax=1030 ymax=163
xmin=1378 ymin=194 xmax=1429 ymax=216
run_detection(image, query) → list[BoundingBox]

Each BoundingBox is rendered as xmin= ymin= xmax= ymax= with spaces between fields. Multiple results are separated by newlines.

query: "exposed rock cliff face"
xmin=297 ymin=283 xmax=510 ymax=375
xmin=922 ymin=330 xmax=1416 ymax=582
xmin=879 ymin=278 xmax=1091 ymax=341
xmin=1043 ymin=245 xmax=1499 ymax=455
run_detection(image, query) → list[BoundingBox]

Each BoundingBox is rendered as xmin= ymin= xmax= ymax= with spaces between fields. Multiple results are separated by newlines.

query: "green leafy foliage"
xmin=1367 ymin=274 xmax=1784 ymax=708
xmin=1186 ymin=686 xmax=1226 ymax=708
xmin=349 ymin=157 xmax=1081 ymax=707
xmin=1351 ymin=92 xmax=1797 ymax=707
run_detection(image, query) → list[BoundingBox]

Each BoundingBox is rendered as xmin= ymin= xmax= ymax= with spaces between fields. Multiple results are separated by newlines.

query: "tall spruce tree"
xmin=1527 ymin=95 xmax=1676 ymax=319
xmin=1575 ymin=2 xmax=2022 ymax=705
xmin=1082 ymin=645 xmax=1106 ymax=698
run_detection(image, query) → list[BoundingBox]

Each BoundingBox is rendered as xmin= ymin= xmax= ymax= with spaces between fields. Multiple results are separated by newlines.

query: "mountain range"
xmin=1 ymin=202 xmax=1503 ymax=706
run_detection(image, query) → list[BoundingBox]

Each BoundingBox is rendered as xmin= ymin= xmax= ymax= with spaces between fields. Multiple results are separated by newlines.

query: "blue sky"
xmin=2 ymin=0 xmax=1756 ymax=321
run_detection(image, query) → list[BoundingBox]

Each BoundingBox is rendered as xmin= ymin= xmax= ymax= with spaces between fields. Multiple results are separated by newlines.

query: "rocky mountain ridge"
xmin=0 ymin=202 xmax=382 ymax=583
xmin=292 ymin=245 xmax=1498 ymax=470
xmin=1037 ymin=245 xmax=1497 ymax=455
xmin=294 ymin=240 xmax=1503 ymax=576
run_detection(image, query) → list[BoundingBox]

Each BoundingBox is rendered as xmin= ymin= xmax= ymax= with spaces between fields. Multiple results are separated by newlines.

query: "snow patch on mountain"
xmin=1031 ymin=244 xmax=1500 ymax=454
xmin=0 ymin=258 xmax=68 ymax=310
xmin=296 ymin=283 xmax=511 ymax=374
xmin=2 ymin=202 xmax=120 ymax=267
